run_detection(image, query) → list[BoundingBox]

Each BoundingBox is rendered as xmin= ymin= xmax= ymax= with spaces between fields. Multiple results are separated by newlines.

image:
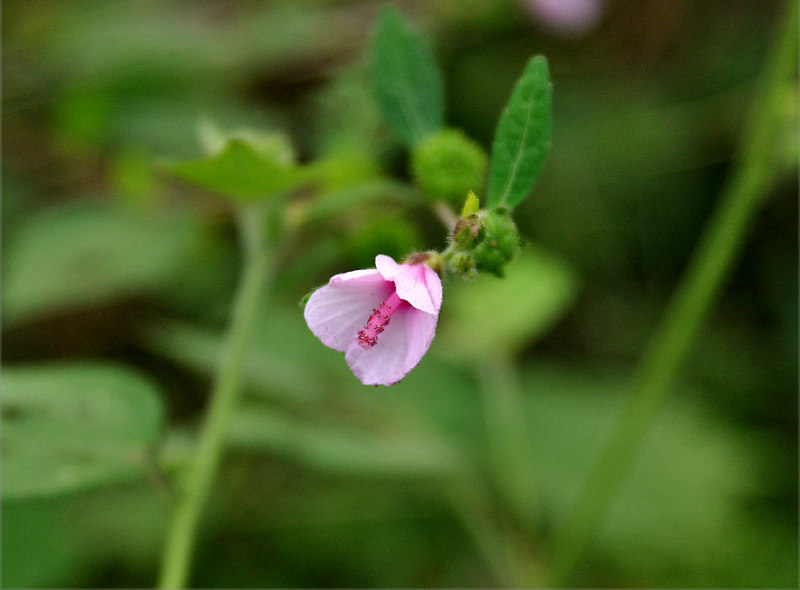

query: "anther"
xmin=355 ymin=291 xmax=404 ymax=350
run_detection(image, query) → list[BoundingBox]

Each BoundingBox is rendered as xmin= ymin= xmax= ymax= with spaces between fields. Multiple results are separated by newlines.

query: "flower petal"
xmin=401 ymin=306 xmax=439 ymax=371
xmin=345 ymin=306 xmax=438 ymax=386
xmin=375 ymin=254 xmax=442 ymax=314
xmin=304 ymin=268 xmax=393 ymax=352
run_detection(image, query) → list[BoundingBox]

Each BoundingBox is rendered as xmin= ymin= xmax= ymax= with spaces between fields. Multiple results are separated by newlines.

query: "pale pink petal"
xmin=526 ymin=0 xmax=605 ymax=35
xmin=401 ymin=307 xmax=439 ymax=369
xmin=375 ymin=254 xmax=442 ymax=314
xmin=344 ymin=306 xmax=438 ymax=386
xmin=304 ymin=269 xmax=393 ymax=352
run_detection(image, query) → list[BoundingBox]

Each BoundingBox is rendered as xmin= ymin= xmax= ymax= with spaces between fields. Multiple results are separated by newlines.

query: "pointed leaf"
xmin=163 ymin=139 xmax=307 ymax=200
xmin=440 ymin=246 xmax=578 ymax=360
xmin=371 ymin=6 xmax=444 ymax=146
xmin=486 ymin=56 xmax=552 ymax=209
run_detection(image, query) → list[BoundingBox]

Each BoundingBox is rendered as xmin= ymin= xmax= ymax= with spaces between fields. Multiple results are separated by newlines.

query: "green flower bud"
xmin=472 ymin=209 xmax=520 ymax=277
xmin=411 ymin=129 xmax=488 ymax=207
xmin=450 ymin=251 xmax=476 ymax=278
xmin=452 ymin=213 xmax=485 ymax=250
xmin=404 ymin=250 xmax=443 ymax=275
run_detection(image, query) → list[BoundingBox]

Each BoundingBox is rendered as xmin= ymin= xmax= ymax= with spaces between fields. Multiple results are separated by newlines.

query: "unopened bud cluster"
xmin=447 ymin=206 xmax=521 ymax=278
xmin=408 ymin=128 xmax=521 ymax=279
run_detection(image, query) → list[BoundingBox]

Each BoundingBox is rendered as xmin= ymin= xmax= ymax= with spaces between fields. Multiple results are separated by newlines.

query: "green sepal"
xmin=472 ymin=209 xmax=521 ymax=277
xmin=461 ymin=190 xmax=480 ymax=217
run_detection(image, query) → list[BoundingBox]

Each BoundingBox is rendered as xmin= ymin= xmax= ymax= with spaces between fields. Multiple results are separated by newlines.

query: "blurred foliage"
xmin=2 ymin=363 xmax=163 ymax=500
xmin=2 ymin=201 xmax=201 ymax=326
xmin=2 ymin=0 xmax=796 ymax=588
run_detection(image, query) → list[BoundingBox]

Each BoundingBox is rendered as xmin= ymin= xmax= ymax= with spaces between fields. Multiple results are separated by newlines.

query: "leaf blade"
xmin=486 ymin=56 xmax=552 ymax=209
xmin=163 ymin=139 xmax=306 ymax=201
xmin=2 ymin=201 xmax=198 ymax=326
xmin=2 ymin=363 xmax=164 ymax=499
xmin=371 ymin=6 xmax=445 ymax=146
xmin=440 ymin=246 xmax=578 ymax=360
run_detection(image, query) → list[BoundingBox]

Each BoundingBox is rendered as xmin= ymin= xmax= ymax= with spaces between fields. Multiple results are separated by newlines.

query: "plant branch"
xmin=548 ymin=2 xmax=798 ymax=583
xmin=158 ymin=204 xmax=271 ymax=589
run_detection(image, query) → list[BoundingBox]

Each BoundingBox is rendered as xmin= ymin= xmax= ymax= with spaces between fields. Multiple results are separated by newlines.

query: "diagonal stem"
xmin=158 ymin=204 xmax=271 ymax=589
xmin=548 ymin=2 xmax=798 ymax=584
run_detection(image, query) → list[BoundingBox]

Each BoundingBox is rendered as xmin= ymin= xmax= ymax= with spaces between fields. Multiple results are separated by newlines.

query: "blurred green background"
xmin=2 ymin=0 xmax=797 ymax=587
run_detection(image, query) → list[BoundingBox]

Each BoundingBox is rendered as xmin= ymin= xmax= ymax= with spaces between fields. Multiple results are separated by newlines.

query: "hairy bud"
xmin=411 ymin=129 xmax=488 ymax=207
xmin=472 ymin=209 xmax=521 ymax=277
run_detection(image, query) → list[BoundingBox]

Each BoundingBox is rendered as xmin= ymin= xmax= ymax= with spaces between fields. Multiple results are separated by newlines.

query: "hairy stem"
xmin=158 ymin=205 xmax=271 ymax=589
xmin=549 ymin=2 xmax=798 ymax=584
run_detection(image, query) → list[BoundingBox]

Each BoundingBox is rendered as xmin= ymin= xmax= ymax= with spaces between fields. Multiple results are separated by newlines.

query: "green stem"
xmin=549 ymin=2 xmax=798 ymax=584
xmin=158 ymin=205 xmax=271 ymax=589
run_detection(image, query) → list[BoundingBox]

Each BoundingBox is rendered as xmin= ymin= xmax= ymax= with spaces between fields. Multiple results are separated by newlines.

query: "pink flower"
xmin=525 ymin=0 xmax=605 ymax=36
xmin=304 ymin=254 xmax=443 ymax=386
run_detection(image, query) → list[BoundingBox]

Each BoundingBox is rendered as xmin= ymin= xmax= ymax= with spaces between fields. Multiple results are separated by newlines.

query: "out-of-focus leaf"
xmin=162 ymin=139 xmax=307 ymax=201
xmin=1 ymin=363 xmax=164 ymax=500
xmin=486 ymin=56 xmax=552 ymax=209
xmin=227 ymin=405 xmax=463 ymax=478
xmin=1 ymin=201 xmax=198 ymax=326
xmin=440 ymin=246 xmax=578 ymax=360
xmin=111 ymin=148 xmax=159 ymax=205
xmin=371 ymin=6 xmax=444 ymax=146
xmin=290 ymin=179 xmax=415 ymax=227
xmin=2 ymin=495 xmax=88 ymax=588
xmin=516 ymin=363 xmax=795 ymax=587
xmin=306 ymin=149 xmax=382 ymax=192
xmin=344 ymin=214 xmax=422 ymax=269
xmin=310 ymin=66 xmax=387 ymax=156
xmin=196 ymin=121 xmax=296 ymax=164
xmin=3 ymin=481 xmax=170 ymax=588
xmin=142 ymin=305 xmax=345 ymax=404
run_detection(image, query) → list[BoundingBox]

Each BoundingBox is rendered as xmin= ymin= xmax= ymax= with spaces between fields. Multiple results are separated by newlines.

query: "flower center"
xmin=356 ymin=290 xmax=404 ymax=350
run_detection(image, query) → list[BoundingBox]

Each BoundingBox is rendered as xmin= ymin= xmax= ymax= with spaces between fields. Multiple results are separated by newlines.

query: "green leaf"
xmin=518 ymin=364 xmax=794 ymax=587
xmin=1 ymin=363 xmax=164 ymax=500
xmin=293 ymin=178 xmax=414 ymax=226
xmin=486 ymin=56 xmax=552 ymax=209
xmin=2 ymin=201 xmax=198 ymax=326
xmin=163 ymin=139 xmax=307 ymax=200
xmin=440 ymin=246 xmax=578 ymax=360
xmin=2 ymin=495 xmax=88 ymax=588
xmin=371 ymin=6 xmax=445 ymax=146
xmin=3 ymin=482 xmax=170 ymax=588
